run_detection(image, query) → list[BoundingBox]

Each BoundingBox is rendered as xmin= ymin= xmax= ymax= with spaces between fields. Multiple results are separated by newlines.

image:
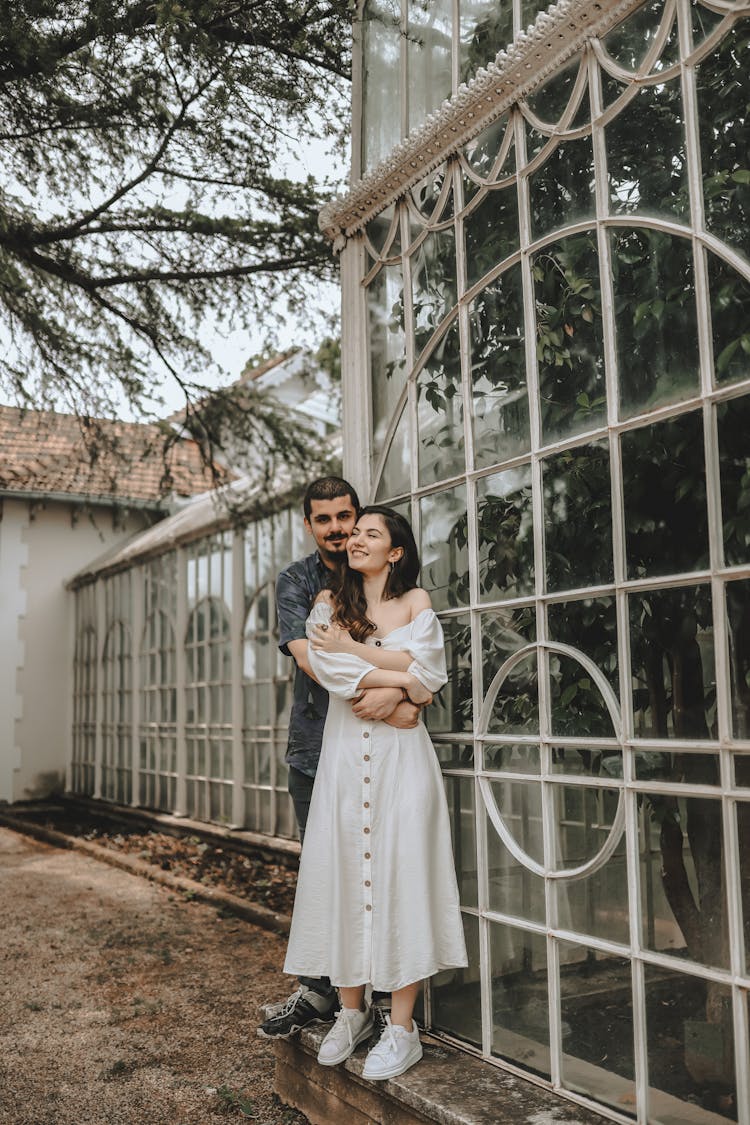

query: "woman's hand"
xmin=310 ymin=621 xmax=352 ymax=653
xmin=405 ymin=674 xmax=432 ymax=706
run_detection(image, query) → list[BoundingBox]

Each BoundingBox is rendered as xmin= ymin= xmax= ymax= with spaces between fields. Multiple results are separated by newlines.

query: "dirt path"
xmin=0 ymin=827 xmax=307 ymax=1125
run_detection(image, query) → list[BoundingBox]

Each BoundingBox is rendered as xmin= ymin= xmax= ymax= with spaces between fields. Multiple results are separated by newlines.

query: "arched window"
xmin=139 ymin=609 xmax=177 ymax=812
xmin=101 ymin=620 xmax=132 ymax=804
xmin=241 ymin=509 xmax=303 ymax=839
xmin=72 ymin=625 xmax=97 ymax=796
xmin=185 ymin=595 xmax=232 ymax=823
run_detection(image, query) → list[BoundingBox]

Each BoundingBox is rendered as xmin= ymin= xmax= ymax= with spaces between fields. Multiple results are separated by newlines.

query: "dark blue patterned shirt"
xmin=276 ymin=550 xmax=332 ymax=777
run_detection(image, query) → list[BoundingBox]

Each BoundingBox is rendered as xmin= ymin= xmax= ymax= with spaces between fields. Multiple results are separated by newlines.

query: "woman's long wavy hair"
xmin=329 ymin=505 xmax=421 ymax=642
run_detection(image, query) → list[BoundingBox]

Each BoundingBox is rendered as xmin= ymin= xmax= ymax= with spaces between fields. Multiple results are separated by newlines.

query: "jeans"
xmin=288 ymin=765 xmax=336 ymax=999
xmin=287 ymin=765 xmax=388 ymax=1006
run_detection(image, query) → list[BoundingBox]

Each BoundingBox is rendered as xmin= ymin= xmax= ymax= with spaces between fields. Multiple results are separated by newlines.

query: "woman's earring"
xmin=389 ymin=561 xmax=395 ymax=574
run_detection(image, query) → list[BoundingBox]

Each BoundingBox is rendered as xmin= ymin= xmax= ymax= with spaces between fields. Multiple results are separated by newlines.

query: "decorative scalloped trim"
xmin=319 ymin=0 xmax=647 ymax=243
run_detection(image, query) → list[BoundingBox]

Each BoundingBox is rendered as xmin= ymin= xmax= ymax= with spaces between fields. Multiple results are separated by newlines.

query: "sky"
xmin=165 ymin=123 xmax=349 ymax=418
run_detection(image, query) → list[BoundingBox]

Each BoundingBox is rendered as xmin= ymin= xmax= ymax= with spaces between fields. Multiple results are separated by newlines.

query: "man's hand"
xmin=384 ymin=700 xmax=423 ymax=730
xmin=310 ymin=621 xmax=352 ymax=653
xmin=351 ymin=687 xmax=403 ymax=722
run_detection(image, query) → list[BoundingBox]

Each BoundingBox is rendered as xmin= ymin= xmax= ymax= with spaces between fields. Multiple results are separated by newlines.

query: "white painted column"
xmin=230 ymin=532 xmax=245 ymax=829
xmin=93 ymin=578 xmax=106 ymax=800
xmin=340 ymin=235 xmax=374 ymax=503
xmin=130 ymin=564 xmax=144 ymax=807
xmin=0 ymin=501 xmax=28 ymax=804
xmin=174 ymin=546 xmax=188 ymax=816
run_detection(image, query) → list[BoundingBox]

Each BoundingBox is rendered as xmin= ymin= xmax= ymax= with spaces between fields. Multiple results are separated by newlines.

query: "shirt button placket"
xmin=362 ymin=728 xmax=373 ymax=926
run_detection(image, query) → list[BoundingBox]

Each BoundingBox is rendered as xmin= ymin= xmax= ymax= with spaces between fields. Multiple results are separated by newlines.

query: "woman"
xmin=283 ymin=505 xmax=467 ymax=1081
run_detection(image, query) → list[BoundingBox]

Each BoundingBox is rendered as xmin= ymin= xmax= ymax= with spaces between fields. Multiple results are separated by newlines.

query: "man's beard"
xmin=320 ymin=537 xmax=348 ymax=563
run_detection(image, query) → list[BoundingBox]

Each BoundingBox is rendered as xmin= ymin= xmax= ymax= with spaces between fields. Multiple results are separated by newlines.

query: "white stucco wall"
xmin=0 ymin=498 xmax=150 ymax=804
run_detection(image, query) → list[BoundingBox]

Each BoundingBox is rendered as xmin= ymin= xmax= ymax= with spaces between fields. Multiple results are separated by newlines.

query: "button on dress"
xmin=283 ymin=603 xmax=468 ymax=992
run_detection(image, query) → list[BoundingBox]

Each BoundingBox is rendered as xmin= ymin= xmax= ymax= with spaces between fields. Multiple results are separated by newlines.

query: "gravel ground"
xmin=0 ymin=827 xmax=308 ymax=1125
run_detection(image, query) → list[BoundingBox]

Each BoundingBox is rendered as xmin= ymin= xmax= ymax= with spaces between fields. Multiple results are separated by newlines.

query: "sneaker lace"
xmin=266 ymin=987 xmax=304 ymax=1019
xmin=370 ymin=1014 xmax=400 ymax=1060
xmin=372 ymin=1003 xmax=389 ymax=1037
xmin=328 ymin=1007 xmax=361 ymax=1051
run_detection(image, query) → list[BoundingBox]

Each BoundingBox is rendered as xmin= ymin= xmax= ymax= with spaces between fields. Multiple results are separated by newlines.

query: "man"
xmin=258 ymin=476 xmax=420 ymax=1039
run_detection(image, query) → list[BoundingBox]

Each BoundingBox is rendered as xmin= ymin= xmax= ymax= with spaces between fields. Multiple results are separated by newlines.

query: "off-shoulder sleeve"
xmin=405 ymin=609 xmax=448 ymax=693
xmin=305 ymin=602 xmax=377 ymax=700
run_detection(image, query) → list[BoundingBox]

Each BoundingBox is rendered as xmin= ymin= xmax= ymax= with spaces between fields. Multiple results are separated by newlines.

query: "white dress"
xmin=283 ymin=602 xmax=468 ymax=992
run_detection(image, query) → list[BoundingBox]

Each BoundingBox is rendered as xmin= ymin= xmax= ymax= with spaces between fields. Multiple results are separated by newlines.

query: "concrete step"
xmin=272 ymin=1021 xmax=608 ymax=1125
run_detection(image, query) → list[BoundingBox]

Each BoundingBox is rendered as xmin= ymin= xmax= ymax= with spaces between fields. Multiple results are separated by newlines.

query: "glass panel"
xmin=622 ymin=413 xmax=709 ymax=579
xmin=443 ymin=775 xmax=477 ymax=907
xmin=726 ymin=579 xmax=750 ymax=739
xmin=550 ymin=782 xmax=621 ymax=871
xmin=719 ymin=397 xmax=750 ymax=567
xmin=690 ymin=2 xmax=725 ymax=46
xmin=410 ymin=164 xmax=450 ymax=221
xmin=601 ymin=0 xmax=674 ymax=71
xmin=487 ymin=813 xmax=546 ymax=923
xmin=419 ymin=485 xmax=469 ymax=609
xmin=427 ymin=613 xmax=473 ymax=733
xmin=543 ymin=441 xmax=612 ymax=593
xmin=526 ymin=57 xmax=583 ymax=125
xmin=374 ymin=403 xmax=412 ymax=501
xmin=634 ymin=750 xmax=719 ymax=785
xmin=612 ymin=230 xmax=699 ymax=417
xmin=463 ymin=112 xmax=514 ymax=183
xmin=477 ymin=465 xmax=534 ymax=601
xmin=549 ymin=646 xmax=616 ymax=739
xmin=630 ymin=585 xmax=716 ymax=740
xmin=486 ymin=778 xmax=544 ymax=865
xmin=709 ymin=252 xmax=750 ymax=388
xmin=547 ymin=596 xmax=619 ymax=696
xmin=490 ymin=922 xmax=550 ymax=1078
xmin=557 ymin=828 xmax=630 ymax=944
xmin=362 ymin=0 xmax=402 ymax=172
xmin=417 ymin=320 xmax=464 ymax=486
xmin=533 ymin=231 xmax=606 ymax=443
xmin=464 ymin=184 xmax=520 ymax=290
xmin=481 ymin=607 xmax=537 ymax=730
xmin=368 ymin=262 xmax=407 ymax=470
xmin=412 ymin=226 xmax=457 ymax=355
xmin=738 ymin=800 xmax=750 ymax=976
xmin=407 ymin=0 xmax=453 ymax=133
xmin=645 ymin=965 xmax=736 ymax=1121
xmin=640 ymin=793 xmax=728 ymax=970
xmin=258 ymin=741 xmax=272 ymax=785
xmin=469 ymin=264 xmax=530 ymax=469
xmin=431 ymin=912 xmax=481 ymax=1046
xmin=606 ymin=77 xmax=688 ymax=220
xmin=529 ymin=135 xmax=595 ymax=239
xmin=560 ymin=945 xmax=635 ymax=1113
xmin=697 ymin=19 xmax=750 ymax=265
xmin=434 ymin=741 xmax=475 ymax=768
xmin=460 ymin=0 xmax=514 ymax=83
xmin=484 ymin=742 xmax=540 ymax=775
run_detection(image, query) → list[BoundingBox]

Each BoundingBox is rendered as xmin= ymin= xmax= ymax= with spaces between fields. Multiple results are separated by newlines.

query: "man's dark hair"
xmin=303 ymin=477 xmax=360 ymax=519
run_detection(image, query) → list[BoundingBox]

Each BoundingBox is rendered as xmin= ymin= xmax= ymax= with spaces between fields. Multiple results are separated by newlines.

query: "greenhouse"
xmin=70 ymin=0 xmax=750 ymax=1122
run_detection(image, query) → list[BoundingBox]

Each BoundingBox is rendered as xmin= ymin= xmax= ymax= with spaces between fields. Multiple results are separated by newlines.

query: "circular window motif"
xmin=479 ymin=641 xmax=625 ymax=881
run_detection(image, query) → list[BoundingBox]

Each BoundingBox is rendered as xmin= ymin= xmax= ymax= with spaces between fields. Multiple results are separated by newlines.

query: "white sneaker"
xmin=317 ymin=1005 xmax=374 ymax=1066
xmin=362 ymin=1015 xmax=423 ymax=1080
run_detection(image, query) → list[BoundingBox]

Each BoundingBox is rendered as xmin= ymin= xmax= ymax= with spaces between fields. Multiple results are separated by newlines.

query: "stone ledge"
xmin=273 ymin=1022 xmax=608 ymax=1125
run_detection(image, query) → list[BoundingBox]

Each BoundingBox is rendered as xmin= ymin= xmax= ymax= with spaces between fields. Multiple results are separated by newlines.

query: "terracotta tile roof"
xmin=0 ymin=405 xmax=221 ymax=504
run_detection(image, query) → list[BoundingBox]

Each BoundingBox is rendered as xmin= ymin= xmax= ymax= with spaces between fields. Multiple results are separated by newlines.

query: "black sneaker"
xmin=257 ymin=986 xmax=338 ymax=1040
xmin=370 ymin=1000 xmax=391 ymax=1045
